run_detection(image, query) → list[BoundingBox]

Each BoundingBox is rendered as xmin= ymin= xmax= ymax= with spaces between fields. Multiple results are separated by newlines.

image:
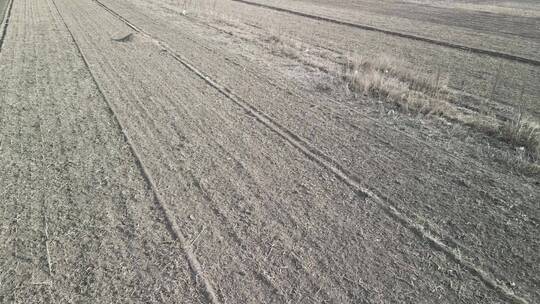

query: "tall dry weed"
xmin=343 ymin=54 xmax=448 ymax=115
xmin=500 ymin=116 xmax=540 ymax=160
xmin=342 ymin=54 xmax=540 ymax=161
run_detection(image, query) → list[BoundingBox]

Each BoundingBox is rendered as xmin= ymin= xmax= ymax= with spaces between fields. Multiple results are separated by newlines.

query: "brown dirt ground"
xmin=1 ymin=0 xmax=538 ymax=303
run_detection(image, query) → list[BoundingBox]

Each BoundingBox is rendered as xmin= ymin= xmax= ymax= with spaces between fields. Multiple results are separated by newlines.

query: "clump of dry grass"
xmin=499 ymin=115 xmax=540 ymax=160
xmin=347 ymin=55 xmax=445 ymax=93
xmin=342 ymin=54 xmax=540 ymax=161
xmin=273 ymin=43 xmax=300 ymax=59
xmin=460 ymin=114 xmax=540 ymax=162
xmin=343 ymin=54 xmax=450 ymax=115
xmin=266 ymin=35 xmax=302 ymax=60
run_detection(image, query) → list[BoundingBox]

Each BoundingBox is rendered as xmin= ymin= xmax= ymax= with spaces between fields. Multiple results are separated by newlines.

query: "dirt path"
xmin=1 ymin=0 xmax=538 ymax=303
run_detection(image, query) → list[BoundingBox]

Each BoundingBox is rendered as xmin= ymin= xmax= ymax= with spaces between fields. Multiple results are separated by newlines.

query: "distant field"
xmin=178 ymin=0 xmax=540 ymax=119
xmin=405 ymin=0 xmax=540 ymax=16
xmin=233 ymin=0 xmax=540 ymax=60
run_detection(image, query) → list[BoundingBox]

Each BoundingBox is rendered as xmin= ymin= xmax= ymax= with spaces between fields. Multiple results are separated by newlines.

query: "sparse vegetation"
xmin=269 ymin=37 xmax=300 ymax=59
xmin=342 ymin=54 xmax=451 ymax=113
xmin=342 ymin=53 xmax=468 ymax=123
xmin=340 ymin=53 xmax=540 ymax=162
xmin=500 ymin=115 xmax=540 ymax=160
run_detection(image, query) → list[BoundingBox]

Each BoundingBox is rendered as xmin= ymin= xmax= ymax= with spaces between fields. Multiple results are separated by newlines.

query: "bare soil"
xmin=1 ymin=0 xmax=538 ymax=303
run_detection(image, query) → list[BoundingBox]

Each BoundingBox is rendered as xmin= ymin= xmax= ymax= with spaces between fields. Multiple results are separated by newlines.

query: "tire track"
xmin=133 ymin=58 xmax=337 ymax=303
xmin=230 ymin=0 xmax=540 ymax=67
xmin=48 ymin=0 xmax=220 ymax=303
xmin=44 ymin=0 xmax=156 ymax=296
xmin=43 ymin=1 xmax=202 ymax=299
xmin=88 ymin=1 xmax=531 ymax=303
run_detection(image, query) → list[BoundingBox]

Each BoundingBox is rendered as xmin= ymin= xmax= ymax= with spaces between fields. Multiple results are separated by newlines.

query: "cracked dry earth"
xmin=0 ymin=0 xmax=538 ymax=303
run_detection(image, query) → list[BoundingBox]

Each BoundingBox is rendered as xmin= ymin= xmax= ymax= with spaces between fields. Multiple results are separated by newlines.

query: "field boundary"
xmin=0 ymin=0 xmax=14 ymax=52
xmin=230 ymin=0 xmax=540 ymax=67
xmin=90 ymin=0 xmax=530 ymax=302
xmin=48 ymin=0 xmax=221 ymax=303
